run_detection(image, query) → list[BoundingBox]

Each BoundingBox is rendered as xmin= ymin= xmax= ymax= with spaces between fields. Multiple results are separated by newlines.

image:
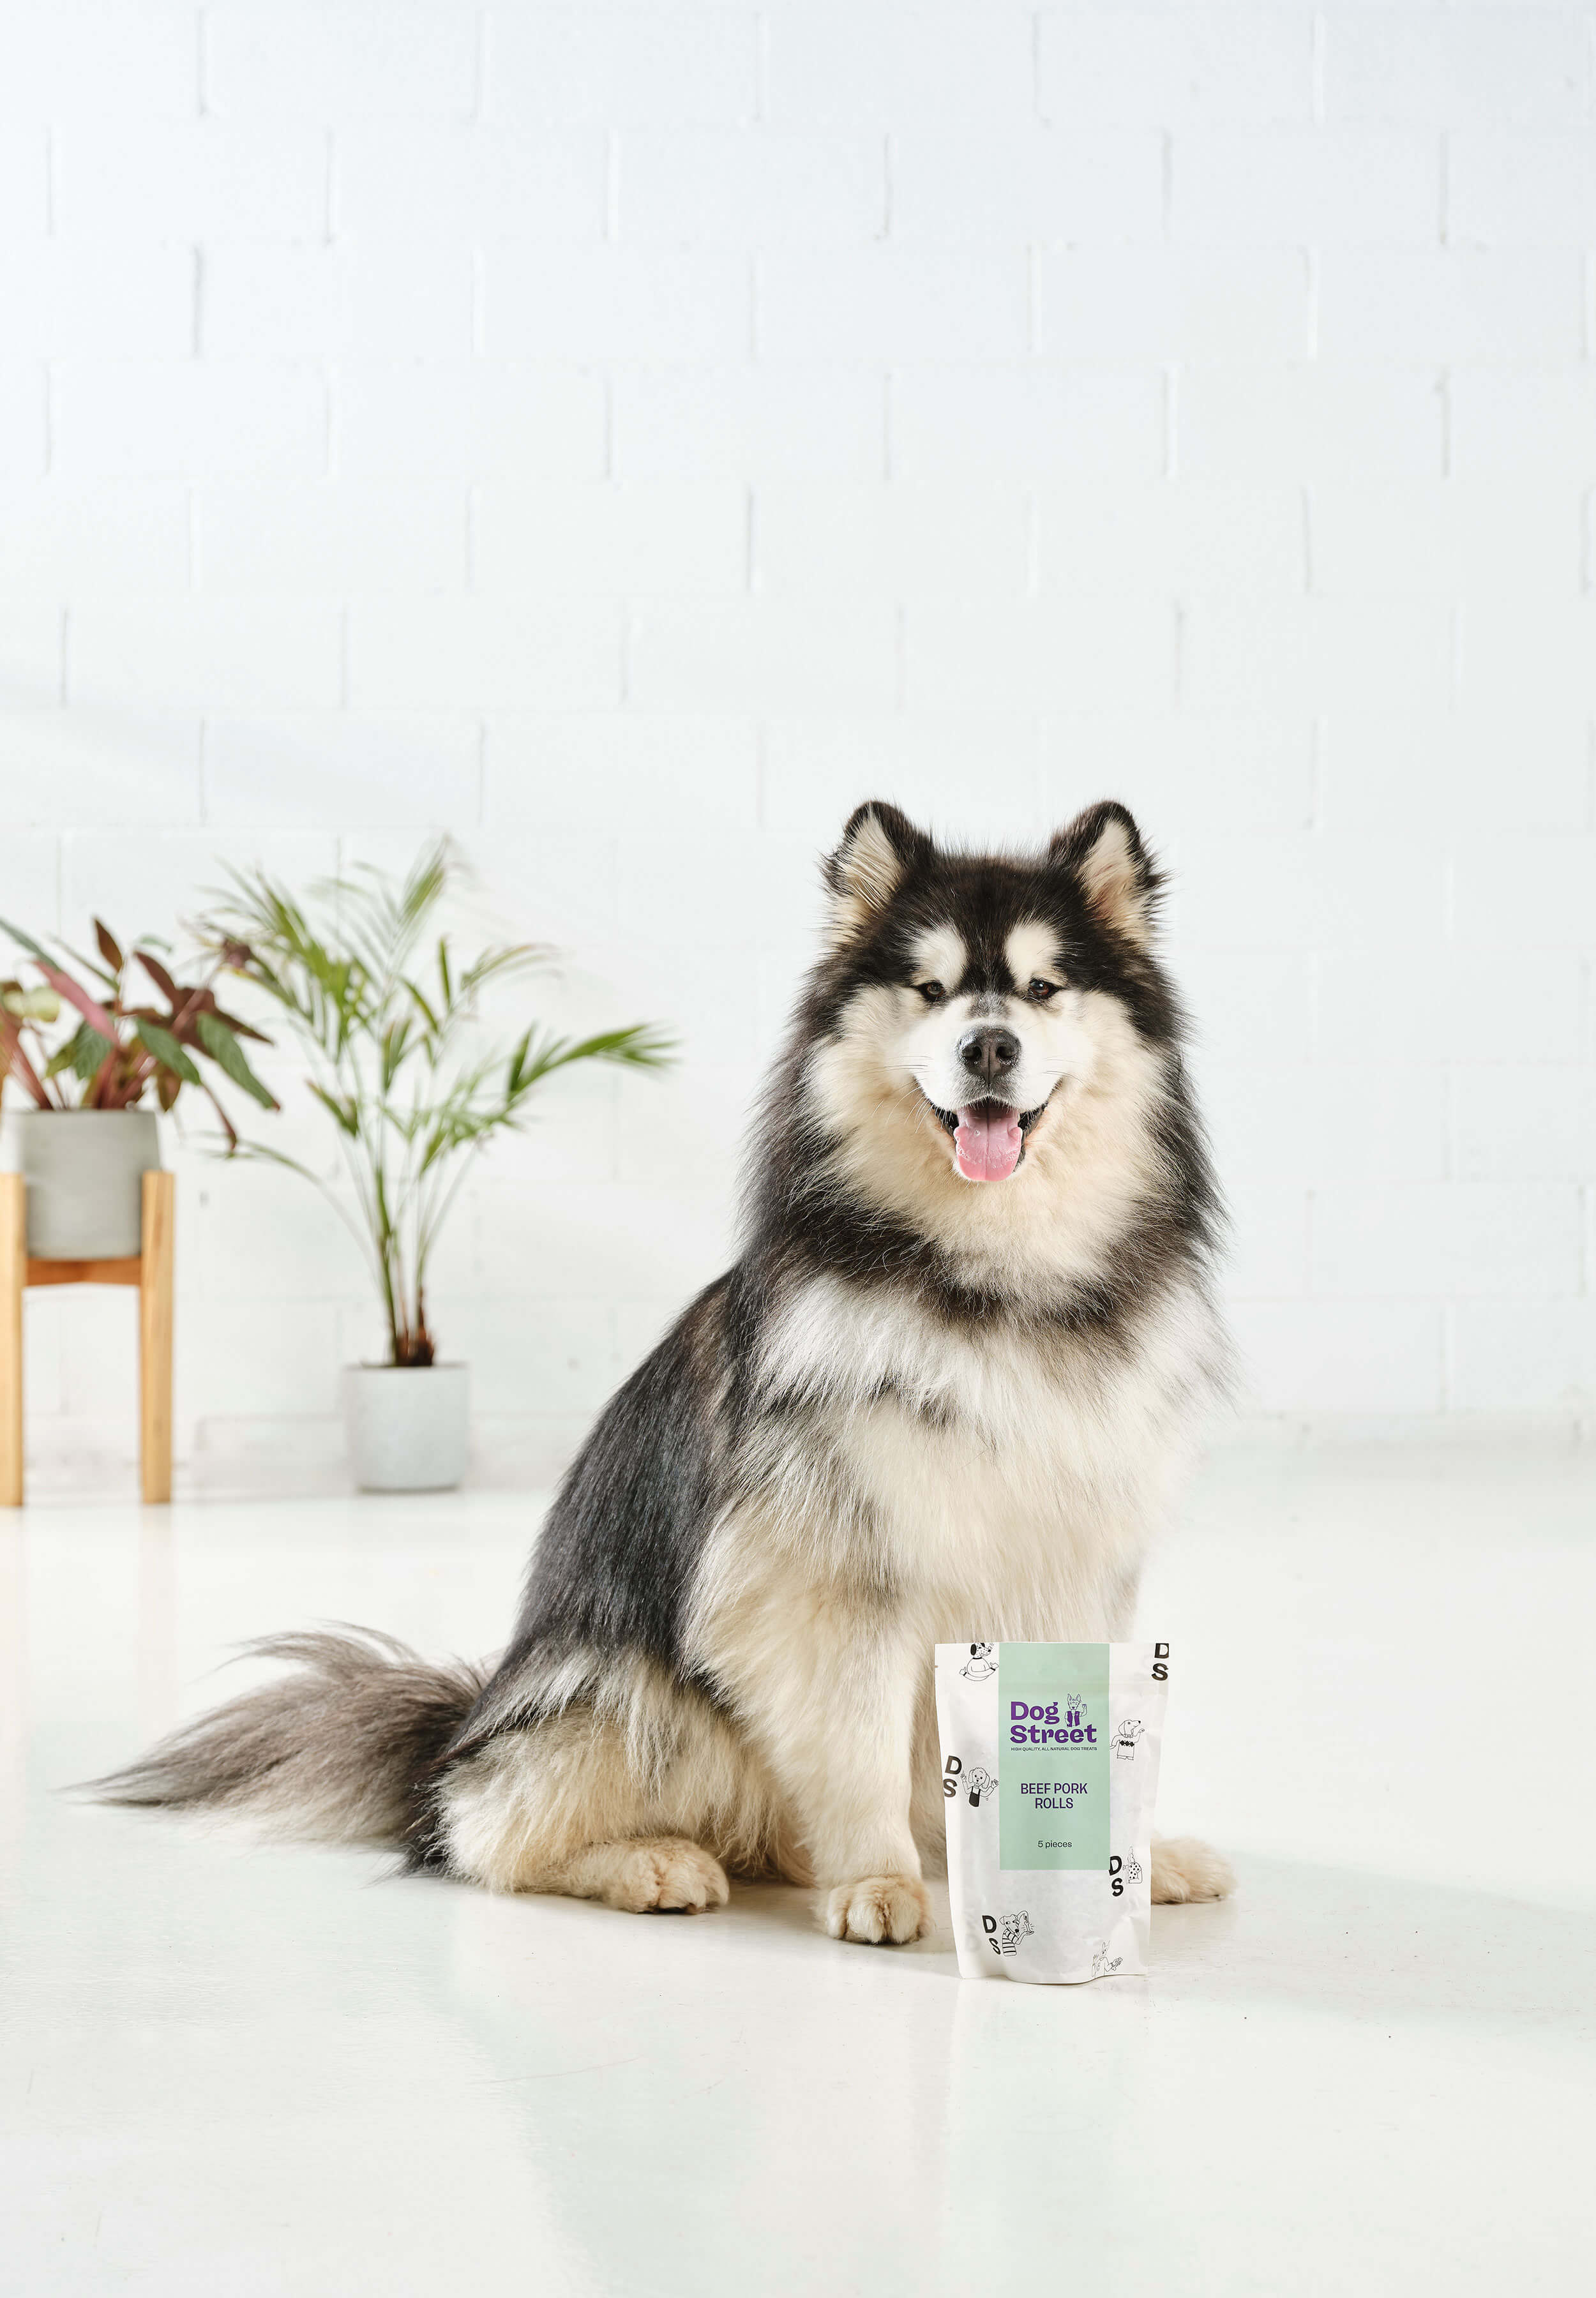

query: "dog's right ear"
xmin=823 ymin=801 xmax=930 ymax=947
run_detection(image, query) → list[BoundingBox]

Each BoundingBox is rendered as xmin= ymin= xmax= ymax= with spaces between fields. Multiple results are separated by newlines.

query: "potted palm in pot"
xmin=201 ymin=843 xmax=672 ymax=1493
xmin=1 ymin=919 xmax=277 ymax=1257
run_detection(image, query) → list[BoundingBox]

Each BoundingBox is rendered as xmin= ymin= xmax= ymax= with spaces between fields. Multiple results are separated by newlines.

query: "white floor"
xmin=2 ymin=1446 xmax=1593 ymax=2296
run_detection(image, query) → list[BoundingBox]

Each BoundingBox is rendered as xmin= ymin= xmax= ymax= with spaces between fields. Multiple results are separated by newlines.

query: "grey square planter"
xmin=11 ymin=1109 xmax=163 ymax=1259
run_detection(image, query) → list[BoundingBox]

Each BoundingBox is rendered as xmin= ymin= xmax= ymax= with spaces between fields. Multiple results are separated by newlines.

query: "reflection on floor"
xmin=2 ymin=1446 xmax=1592 ymax=2295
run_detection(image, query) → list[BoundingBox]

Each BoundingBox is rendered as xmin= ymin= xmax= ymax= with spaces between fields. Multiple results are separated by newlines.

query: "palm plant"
xmin=201 ymin=843 xmax=672 ymax=1368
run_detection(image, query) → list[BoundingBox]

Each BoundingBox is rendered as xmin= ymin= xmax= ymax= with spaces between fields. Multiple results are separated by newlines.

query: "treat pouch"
xmin=935 ymin=1641 xmax=1170 ymax=1984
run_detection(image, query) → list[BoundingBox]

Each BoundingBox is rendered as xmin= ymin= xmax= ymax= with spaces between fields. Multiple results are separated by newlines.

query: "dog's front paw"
xmin=1151 ymin=1835 xmax=1235 ymax=1904
xmin=824 ymin=1874 xmax=931 ymax=1944
xmin=594 ymin=1837 xmax=730 ymax=1913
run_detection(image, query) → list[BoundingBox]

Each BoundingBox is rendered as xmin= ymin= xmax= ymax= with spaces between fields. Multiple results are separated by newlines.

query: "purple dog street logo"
xmin=1113 ymin=1717 xmax=1145 ymax=1760
xmin=983 ymin=1911 xmax=1034 ymax=1958
xmin=960 ymin=1642 xmax=998 ymax=1681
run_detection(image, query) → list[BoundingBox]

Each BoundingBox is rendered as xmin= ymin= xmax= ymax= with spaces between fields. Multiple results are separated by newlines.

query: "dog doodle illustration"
xmin=1122 ymin=1850 xmax=1143 ymax=1884
xmin=960 ymin=1642 xmax=998 ymax=1681
xmin=982 ymin=1910 xmax=1034 ymax=1958
xmin=1113 ymin=1717 xmax=1145 ymax=1759
xmin=963 ymin=1764 xmax=996 ymax=1808
xmin=1064 ymin=1693 xmax=1088 ymax=1728
xmin=1090 ymin=1941 xmax=1122 ymax=1977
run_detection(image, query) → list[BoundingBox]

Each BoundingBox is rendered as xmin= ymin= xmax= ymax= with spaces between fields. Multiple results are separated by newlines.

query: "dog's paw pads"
xmin=603 ymin=1838 xmax=730 ymax=1914
xmin=1150 ymin=1835 xmax=1235 ymax=1904
xmin=824 ymin=1874 xmax=931 ymax=1944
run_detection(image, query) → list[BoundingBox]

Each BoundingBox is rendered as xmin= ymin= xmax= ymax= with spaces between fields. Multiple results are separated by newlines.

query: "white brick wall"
xmin=1 ymin=0 xmax=1593 ymax=1481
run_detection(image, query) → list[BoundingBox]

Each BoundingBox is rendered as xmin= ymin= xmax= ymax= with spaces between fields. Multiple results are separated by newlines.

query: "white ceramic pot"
xmin=13 ymin=1109 xmax=162 ymax=1258
xmin=343 ymin=1363 xmax=469 ymax=1492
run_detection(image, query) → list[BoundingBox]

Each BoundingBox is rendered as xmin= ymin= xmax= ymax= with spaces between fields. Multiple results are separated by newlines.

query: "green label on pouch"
xmin=999 ymin=1642 xmax=1110 ymax=1871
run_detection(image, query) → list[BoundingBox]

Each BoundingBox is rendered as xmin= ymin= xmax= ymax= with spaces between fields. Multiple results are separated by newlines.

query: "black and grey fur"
xmin=92 ymin=803 xmax=1236 ymax=1941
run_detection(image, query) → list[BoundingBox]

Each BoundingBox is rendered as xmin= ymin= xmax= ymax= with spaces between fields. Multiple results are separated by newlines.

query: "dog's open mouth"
xmin=924 ymin=1094 xmax=1050 ymax=1183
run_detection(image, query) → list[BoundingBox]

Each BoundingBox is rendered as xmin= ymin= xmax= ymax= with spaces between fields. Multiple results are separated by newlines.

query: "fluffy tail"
xmin=82 ymin=1626 xmax=488 ymax=1850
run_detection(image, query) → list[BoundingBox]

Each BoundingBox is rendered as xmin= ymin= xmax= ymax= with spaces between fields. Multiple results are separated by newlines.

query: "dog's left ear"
xmin=1050 ymin=801 xmax=1159 ymax=948
xmin=824 ymin=801 xmax=931 ymax=945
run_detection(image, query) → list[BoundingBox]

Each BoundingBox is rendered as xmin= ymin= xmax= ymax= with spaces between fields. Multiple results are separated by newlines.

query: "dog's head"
xmin=784 ymin=800 xmax=1200 ymax=1284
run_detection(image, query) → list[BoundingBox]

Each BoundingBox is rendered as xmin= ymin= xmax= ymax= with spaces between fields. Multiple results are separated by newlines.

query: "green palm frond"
xmin=504 ymin=1021 xmax=677 ymax=1102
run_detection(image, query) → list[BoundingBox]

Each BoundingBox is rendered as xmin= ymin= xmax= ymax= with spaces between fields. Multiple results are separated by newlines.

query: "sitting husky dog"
xmin=96 ymin=801 xmax=1234 ymax=1944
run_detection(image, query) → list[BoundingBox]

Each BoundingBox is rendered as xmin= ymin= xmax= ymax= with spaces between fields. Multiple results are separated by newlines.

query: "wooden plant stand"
xmin=0 ymin=1169 xmax=174 ymax=1506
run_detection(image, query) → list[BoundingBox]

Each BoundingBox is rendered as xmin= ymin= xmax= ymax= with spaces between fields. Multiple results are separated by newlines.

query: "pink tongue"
xmin=954 ymin=1104 xmax=1023 ymax=1183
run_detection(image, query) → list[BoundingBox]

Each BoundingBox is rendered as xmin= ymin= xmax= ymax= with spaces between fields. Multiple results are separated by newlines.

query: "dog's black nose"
xmin=958 ymin=1026 xmax=1021 ymax=1082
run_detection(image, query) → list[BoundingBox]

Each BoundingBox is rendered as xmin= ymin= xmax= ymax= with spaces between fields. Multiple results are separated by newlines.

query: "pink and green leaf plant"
xmin=1 ymin=915 xmax=278 ymax=1140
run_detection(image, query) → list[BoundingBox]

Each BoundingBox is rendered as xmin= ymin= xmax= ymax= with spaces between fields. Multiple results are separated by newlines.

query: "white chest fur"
xmin=753 ymin=1273 xmax=1218 ymax=1626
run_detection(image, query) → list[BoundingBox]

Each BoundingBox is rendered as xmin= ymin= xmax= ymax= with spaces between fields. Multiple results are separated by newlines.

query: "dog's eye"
xmin=1027 ymin=977 xmax=1060 ymax=1002
xmin=917 ymin=980 xmax=945 ymax=1004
